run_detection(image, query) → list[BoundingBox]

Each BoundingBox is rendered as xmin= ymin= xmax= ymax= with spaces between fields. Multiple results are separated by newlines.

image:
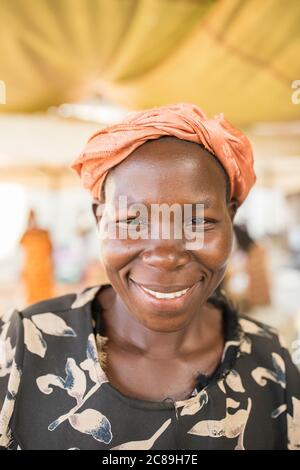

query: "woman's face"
xmin=95 ymin=137 xmax=237 ymax=333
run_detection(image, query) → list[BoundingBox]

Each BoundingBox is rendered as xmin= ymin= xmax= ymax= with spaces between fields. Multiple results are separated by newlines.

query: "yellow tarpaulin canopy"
xmin=0 ymin=0 xmax=300 ymax=125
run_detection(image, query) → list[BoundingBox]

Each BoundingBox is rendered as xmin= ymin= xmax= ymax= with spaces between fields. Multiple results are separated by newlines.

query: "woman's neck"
xmin=99 ymin=289 xmax=224 ymax=361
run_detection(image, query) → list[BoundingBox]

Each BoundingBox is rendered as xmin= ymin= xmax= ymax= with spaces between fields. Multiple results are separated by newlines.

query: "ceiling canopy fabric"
xmin=0 ymin=0 xmax=299 ymax=125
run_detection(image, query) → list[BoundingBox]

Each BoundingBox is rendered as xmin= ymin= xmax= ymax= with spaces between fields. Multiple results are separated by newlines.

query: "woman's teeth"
xmin=139 ymin=285 xmax=190 ymax=299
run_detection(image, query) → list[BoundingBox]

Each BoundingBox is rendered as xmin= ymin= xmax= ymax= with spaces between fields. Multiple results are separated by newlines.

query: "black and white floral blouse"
xmin=0 ymin=285 xmax=300 ymax=450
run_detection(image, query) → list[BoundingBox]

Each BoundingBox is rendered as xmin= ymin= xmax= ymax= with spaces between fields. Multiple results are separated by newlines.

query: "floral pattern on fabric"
xmin=0 ymin=285 xmax=300 ymax=450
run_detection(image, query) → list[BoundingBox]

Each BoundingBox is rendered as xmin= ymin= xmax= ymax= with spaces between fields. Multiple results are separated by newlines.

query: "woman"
xmin=0 ymin=103 xmax=299 ymax=450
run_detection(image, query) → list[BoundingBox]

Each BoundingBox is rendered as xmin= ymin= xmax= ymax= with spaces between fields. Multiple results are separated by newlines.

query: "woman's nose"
xmin=141 ymin=243 xmax=191 ymax=271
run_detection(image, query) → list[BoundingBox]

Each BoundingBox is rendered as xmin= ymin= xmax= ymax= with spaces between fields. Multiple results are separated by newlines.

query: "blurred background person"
xmin=222 ymin=224 xmax=272 ymax=313
xmin=20 ymin=209 xmax=54 ymax=304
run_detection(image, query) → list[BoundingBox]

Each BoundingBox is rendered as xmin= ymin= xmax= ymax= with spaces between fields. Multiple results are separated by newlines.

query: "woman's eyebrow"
xmin=194 ymin=198 xmax=215 ymax=208
xmin=114 ymin=196 xmax=216 ymax=208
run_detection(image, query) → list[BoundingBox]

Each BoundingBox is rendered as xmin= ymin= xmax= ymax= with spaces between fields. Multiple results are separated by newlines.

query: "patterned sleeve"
xmin=0 ymin=309 xmax=24 ymax=449
xmin=281 ymin=344 xmax=300 ymax=450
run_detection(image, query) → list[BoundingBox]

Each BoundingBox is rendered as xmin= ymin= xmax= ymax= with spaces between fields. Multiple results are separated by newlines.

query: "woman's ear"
xmin=92 ymin=198 xmax=104 ymax=226
xmin=228 ymin=198 xmax=238 ymax=222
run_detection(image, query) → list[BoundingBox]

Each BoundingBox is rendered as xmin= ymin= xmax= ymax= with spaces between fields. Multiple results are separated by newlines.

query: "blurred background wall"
xmin=0 ymin=0 xmax=300 ymax=353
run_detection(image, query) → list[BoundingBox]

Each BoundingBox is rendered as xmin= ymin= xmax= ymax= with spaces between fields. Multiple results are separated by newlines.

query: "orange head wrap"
xmin=71 ymin=102 xmax=256 ymax=207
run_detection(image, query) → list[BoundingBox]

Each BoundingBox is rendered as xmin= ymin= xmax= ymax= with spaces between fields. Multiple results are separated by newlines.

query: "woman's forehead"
xmin=104 ymin=137 xmax=228 ymax=204
xmin=120 ymin=136 xmax=211 ymax=162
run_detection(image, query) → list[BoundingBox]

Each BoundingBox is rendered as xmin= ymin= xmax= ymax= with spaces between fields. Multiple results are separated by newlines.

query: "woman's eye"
xmin=185 ymin=217 xmax=205 ymax=226
xmin=192 ymin=217 xmax=205 ymax=225
xmin=118 ymin=218 xmax=147 ymax=227
xmin=128 ymin=218 xmax=140 ymax=225
xmin=185 ymin=218 xmax=215 ymax=231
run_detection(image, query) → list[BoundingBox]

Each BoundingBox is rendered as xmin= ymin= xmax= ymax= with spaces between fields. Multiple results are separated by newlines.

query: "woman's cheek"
xmin=99 ymin=237 xmax=139 ymax=271
xmin=195 ymin=223 xmax=233 ymax=270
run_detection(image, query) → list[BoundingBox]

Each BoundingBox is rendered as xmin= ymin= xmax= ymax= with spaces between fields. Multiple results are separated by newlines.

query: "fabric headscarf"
xmin=71 ymin=102 xmax=256 ymax=207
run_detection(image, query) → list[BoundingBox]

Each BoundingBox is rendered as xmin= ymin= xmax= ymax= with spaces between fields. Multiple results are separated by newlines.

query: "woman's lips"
xmin=129 ymin=278 xmax=203 ymax=311
xmin=140 ymin=285 xmax=189 ymax=299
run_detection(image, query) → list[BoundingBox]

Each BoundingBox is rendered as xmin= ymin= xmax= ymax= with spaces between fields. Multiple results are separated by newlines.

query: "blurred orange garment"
xmin=20 ymin=227 xmax=54 ymax=305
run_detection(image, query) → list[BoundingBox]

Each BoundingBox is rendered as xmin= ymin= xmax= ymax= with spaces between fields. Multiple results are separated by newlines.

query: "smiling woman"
xmin=1 ymin=103 xmax=300 ymax=450
xmin=92 ymin=136 xmax=236 ymax=338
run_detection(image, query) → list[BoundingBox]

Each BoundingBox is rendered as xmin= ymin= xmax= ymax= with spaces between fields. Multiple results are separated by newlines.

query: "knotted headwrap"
xmin=71 ymin=102 xmax=256 ymax=207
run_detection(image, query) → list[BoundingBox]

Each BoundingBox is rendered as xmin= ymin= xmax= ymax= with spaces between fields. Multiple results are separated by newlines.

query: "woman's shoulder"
xmin=239 ymin=315 xmax=282 ymax=341
xmin=0 ymin=285 xmax=102 ymax=367
xmin=20 ymin=293 xmax=77 ymax=319
xmin=237 ymin=314 xmax=288 ymax=356
xmin=236 ymin=314 xmax=298 ymax=379
xmin=0 ymin=285 xmax=106 ymax=449
xmin=212 ymin=291 xmax=284 ymax=349
xmin=20 ymin=285 xmax=102 ymax=318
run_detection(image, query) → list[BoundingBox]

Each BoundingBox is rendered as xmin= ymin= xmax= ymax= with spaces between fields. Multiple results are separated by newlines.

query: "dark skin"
xmin=93 ymin=136 xmax=238 ymax=402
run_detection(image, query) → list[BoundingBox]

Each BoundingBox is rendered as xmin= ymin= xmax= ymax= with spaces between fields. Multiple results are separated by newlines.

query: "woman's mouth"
xmin=139 ymin=285 xmax=190 ymax=299
xmin=129 ymin=278 xmax=203 ymax=311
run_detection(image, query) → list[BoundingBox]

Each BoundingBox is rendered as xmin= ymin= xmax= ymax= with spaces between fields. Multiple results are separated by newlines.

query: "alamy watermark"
xmin=0 ymin=80 xmax=6 ymax=104
xmin=95 ymin=197 xmax=206 ymax=250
